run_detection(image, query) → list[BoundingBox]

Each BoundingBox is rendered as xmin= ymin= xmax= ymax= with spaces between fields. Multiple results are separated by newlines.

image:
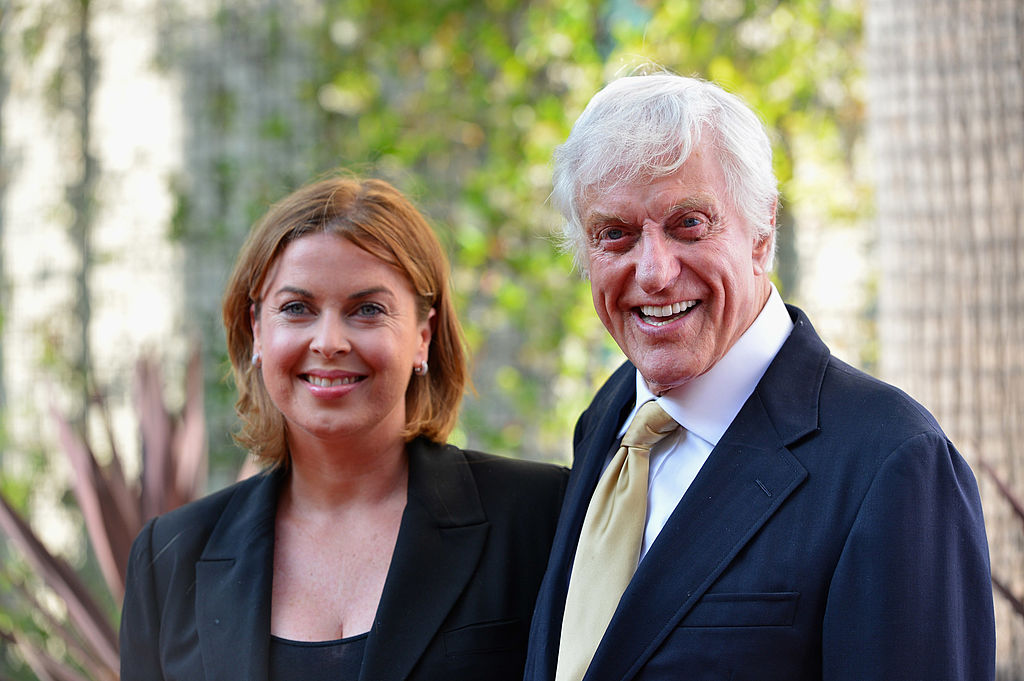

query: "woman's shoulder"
xmin=136 ymin=469 xmax=279 ymax=557
xmin=425 ymin=439 xmax=566 ymax=479
xmin=413 ymin=438 xmax=568 ymax=509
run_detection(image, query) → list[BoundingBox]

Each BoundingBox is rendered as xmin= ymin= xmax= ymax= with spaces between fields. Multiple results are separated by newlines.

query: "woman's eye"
xmin=280 ymin=301 xmax=310 ymax=315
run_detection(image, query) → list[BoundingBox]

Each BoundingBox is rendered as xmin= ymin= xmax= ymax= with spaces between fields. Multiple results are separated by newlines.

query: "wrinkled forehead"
xmin=574 ymin=141 xmax=714 ymax=218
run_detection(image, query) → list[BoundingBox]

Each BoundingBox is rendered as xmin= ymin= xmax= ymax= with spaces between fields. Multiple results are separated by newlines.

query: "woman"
xmin=120 ymin=174 xmax=568 ymax=680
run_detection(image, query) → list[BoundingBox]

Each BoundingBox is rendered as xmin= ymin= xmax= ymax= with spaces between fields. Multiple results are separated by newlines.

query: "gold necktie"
xmin=555 ymin=400 xmax=679 ymax=681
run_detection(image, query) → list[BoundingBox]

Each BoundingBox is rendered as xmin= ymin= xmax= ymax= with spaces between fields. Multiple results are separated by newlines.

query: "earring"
xmin=251 ymin=351 xmax=261 ymax=367
xmin=413 ymin=360 xmax=428 ymax=376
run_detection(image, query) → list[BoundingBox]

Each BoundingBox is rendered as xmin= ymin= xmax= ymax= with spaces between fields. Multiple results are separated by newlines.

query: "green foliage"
xmin=305 ymin=0 xmax=616 ymax=460
xmin=154 ymin=0 xmax=867 ymax=465
xmin=288 ymin=0 xmax=864 ymax=460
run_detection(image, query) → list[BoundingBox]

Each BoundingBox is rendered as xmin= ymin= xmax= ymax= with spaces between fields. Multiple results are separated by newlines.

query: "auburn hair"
xmin=221 ymin=173 xmax=468 ymax=467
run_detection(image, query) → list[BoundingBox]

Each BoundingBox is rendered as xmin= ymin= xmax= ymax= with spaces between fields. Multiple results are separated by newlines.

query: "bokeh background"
xmin=0 ymin=0 xmax=1021 ymax=678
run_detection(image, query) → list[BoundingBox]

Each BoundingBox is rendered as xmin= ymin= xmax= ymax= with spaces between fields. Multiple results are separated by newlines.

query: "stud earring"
xmin=413 ymin=360 xmax=428 ymax=376
xmin=251 ymin=351 xmax=261 ymax=367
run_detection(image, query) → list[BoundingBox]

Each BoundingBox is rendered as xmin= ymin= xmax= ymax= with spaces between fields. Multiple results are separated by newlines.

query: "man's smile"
xmin=636 ymin=300 xmax=699 ymax=326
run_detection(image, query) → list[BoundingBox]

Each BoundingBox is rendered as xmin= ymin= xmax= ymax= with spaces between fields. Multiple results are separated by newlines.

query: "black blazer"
xmin=120 ymin=438 xmax=567 ymax=681
xmin=526 ymin=306 xmax=995 ymax=681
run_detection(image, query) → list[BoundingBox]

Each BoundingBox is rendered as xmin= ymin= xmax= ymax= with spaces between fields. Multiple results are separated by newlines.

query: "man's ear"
xmin=752 ymin=200 xmax=777 ymax=275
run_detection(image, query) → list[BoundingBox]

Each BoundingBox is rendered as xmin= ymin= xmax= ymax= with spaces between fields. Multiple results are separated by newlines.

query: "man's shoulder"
xmin=821 ymin=354 xmax=946 ymax=439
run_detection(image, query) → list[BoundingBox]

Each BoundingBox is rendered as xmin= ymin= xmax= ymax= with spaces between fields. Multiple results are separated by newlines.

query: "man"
xmin=525 ymin=73 xmax=995 ymax=681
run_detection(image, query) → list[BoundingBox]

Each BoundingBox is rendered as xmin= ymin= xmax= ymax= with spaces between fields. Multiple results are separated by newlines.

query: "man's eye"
xmin=601 ymin=227 xmax=627 ymax=241
xmin=356 ymin=303 xmax=384 ymax=317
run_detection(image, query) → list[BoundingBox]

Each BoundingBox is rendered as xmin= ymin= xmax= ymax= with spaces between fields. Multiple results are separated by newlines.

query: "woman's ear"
xmin=250 ymin=303 xmax=262 ymax=357
xmin=418 ymin=307 xmax=436 ymax=362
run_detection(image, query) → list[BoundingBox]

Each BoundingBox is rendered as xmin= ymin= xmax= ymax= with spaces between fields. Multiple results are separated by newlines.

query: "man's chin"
xmin=634 ymin=363 xmax=702 ymax=396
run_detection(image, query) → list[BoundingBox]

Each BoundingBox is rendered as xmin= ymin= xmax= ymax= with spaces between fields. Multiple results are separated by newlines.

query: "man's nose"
xmin=310 ymin=313 xmax=350 ymax=358
xmin=635 ymin=228 xmax=681 ymax=294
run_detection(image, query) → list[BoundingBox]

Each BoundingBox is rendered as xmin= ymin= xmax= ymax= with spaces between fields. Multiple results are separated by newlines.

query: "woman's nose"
xmin=309 ymin=313 xmax=350 ymax=358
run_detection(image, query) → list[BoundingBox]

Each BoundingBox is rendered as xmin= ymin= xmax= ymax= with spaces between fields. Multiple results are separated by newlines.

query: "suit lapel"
xmin=583 ymin=305 xmax=827 ymax=681
xmin=195 ymin=469 xmax=283 ymax=681
xmin=586 ymin=396 xmax=808 ymax=681
xmin=360 ymin=439 xmax=489 ymax=681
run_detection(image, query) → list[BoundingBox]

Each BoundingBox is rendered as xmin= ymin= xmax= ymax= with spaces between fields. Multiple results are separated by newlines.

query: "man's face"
xmin=582 ymin=141 xmax=774 ymax=395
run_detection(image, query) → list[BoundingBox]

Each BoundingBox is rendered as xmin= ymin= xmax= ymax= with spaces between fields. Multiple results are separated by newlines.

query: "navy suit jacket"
xmin=526 ymin=306 xmax=994 ymax=681
xmin=120 ymin=438 xmax=567 ymax=681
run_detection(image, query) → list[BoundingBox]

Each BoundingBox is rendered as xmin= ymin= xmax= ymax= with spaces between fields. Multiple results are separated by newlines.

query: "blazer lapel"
xmin=195 ymin=470 xmax=283 ymax=681
xmin=584 ymin=305 xmax=827 ymax=681
xmin=586 ymin=398 xmax=808 ymax=681
xmin=360 ymin=439 xmax=489 ymax=681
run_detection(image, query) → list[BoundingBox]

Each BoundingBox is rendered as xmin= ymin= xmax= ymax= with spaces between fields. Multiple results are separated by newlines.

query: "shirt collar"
xmin=626 ymin=285 xmax=793 ymax=445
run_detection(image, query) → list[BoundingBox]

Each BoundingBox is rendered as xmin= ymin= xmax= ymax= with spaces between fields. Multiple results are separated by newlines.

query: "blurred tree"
xmin=866 ymin=0 xmax=1024 ymax=676
xmin=308 ymin=0 xmax=867 ymax=461
xmin=310 ymin=0 xmax=612 ymax=461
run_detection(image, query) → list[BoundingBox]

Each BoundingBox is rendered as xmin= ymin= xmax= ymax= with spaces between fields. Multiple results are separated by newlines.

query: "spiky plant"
xmin=0 ymin=349 xmax=208 ymax=680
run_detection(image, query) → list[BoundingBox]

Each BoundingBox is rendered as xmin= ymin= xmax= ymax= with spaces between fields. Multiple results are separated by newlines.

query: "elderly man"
xmin=525 ymin=74 xmax=995 ymax=681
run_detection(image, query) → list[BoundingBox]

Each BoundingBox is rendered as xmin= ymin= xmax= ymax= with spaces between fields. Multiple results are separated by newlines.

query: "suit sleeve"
xmin=120 ymin=518 xmax=164 ymax=681
xmin=822 ymin=433 xmax=995 ymax=680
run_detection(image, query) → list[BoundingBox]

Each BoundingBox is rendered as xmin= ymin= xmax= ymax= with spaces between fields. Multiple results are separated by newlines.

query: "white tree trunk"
xmin=867 ymin=0 xmax=1024 ymax=676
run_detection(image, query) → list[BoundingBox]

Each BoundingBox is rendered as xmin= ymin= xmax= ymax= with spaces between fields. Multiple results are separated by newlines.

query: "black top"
xmin=269 ymin=632 xmax=368 ymax=680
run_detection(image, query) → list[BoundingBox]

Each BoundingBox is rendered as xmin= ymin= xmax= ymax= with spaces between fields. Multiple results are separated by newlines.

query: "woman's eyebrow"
xmin=348 ymin=286 xmax=393 ymax=301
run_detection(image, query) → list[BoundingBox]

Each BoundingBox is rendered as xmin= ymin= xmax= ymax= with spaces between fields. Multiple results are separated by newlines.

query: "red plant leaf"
xmin=6 ymin=571 xmax=116 ymax=680
xmin=0 ymin=493 xmax=119 ymax=672
xmin=53 ymin=410 xmax=135 ymax=602
xmin=134 ymin=358 xmax=173 ymax=521
xmin=172 ymin=345 xmax=208 ymax=508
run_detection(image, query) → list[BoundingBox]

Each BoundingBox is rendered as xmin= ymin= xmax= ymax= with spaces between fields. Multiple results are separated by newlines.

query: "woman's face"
xmin=252 ymin=232 xmax=432 ymax=451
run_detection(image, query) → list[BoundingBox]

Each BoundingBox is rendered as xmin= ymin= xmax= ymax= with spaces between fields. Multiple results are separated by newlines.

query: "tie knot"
xmin=621 ymin=400 xmax=678 ymax=451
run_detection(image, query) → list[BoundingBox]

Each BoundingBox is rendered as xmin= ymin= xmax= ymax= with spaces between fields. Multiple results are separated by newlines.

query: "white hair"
xmin=551 ymin=74 xmax=779 ymax=274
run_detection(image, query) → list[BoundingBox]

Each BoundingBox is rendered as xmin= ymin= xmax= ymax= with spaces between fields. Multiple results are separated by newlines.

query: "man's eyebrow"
xmin=662 ymin=195 xmax=716 ymax=217
xmin=584 ymin=210 xmax=630 ymax=229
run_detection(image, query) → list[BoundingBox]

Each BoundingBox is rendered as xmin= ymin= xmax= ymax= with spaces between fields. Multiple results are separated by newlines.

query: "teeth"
xmin=306 ymin=375 xmax=360 ymax=387
xmin=640 ymin=300 xmax=697 ymax=318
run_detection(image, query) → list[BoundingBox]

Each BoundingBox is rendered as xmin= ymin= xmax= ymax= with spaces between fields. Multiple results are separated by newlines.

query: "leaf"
xmin=6 ymin=573 xmax=113 ymax=680
xmin=0 ymin=493 xmax=119 ymax=673
xmin=53 ymin=409 xmax=135 ymax=603
xmin=134 ymin=358 xmax=174 ymax=521
xmin=172 ymin=346 xmax=208 ymax=506
xmin=4 ymin=628 xmax=96 ymax=681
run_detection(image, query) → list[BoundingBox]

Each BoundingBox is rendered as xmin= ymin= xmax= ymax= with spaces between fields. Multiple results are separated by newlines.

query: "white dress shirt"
xmin=613 ymin=285 xmax=794 ymax=560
